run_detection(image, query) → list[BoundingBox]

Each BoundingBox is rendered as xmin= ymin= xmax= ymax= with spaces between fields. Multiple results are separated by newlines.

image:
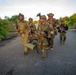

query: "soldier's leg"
xmin=21 ymin=34 xmax=25 ymax=46
xmin=63 ymin=33 xmax=66 ymax=44
xmin=38 ymin=39 xmax=46 ymax=58
xmin=24 ymin=35 xmax=29 ymax=54
xmin=21 ymin=34 xmax=28 ymax=54
xmin=49 ymin=38 xmax=54 ymax=50
xmin=50 ymin=34 xmax=55 ymax=50
xmin=45 ymin=39 xmax=51 ymax=50
xmin=39 ymin=39 xmax=46 ymax=58
xmin=54 ymin=27 xmax=58 ymax=35
xmin=60 ymin=33 xmax=62 ymax=45
xmin=42 ymin=43 xmax=46 ymax=58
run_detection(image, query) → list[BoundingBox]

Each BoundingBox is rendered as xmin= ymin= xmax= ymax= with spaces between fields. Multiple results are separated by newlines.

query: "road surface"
xmin=0 ymin=30 xmax=76 ymax=75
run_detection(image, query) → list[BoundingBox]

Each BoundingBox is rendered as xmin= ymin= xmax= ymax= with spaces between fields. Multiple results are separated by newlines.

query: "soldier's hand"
xmin=60 ymin=28 xmax=62 ymax=30
xmin=29 ymin=30 xmax=31 ymax=33
xmin=41 ymin=32 xmax=44 ymax=34
xmin=34 ymin=35 xmax=38 ymax=39
xmin=30 ymin=35 xmax=33 ymax=38
xmin=47 ymin=35 xmax=51 ymax=38
xmin=50 ymin=31 xmax=54 ymax=34
xmin=16 ymin=29 xmax=19 ymax=32
xmin=56 ymin=25 xmax=59 ymax=27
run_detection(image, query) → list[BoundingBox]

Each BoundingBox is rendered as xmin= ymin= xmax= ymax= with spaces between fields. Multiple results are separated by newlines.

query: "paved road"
xmin=0 ymin=30 xmax=76 ymax=75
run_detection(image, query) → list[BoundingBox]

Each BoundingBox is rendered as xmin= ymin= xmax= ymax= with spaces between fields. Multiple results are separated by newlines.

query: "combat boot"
xmin=42 ymin=49 xmax=46 ymax=58
xmin=51 ymin=48 xmax=54 ymax=50
xmin=24 ymin=47 xmax=28 ymax=55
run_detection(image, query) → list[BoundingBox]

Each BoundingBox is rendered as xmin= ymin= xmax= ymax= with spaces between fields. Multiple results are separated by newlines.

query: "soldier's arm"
xmin=47 ymin=24 xmax=55 ymax=35
xmin=37 ymin=25 xmax=42 ymax=36
xmin=37 ymin=25 xmax=40 ymax=34
xmin=24 ymin=22 xmax=30 ymax=34
xmin=33 ymin=25 xmax=36 ymax=31
xmin=48 ymin=24 xmax=53 ymax=31
xmin=15 ymin=22 xmax=18 ymax=29
xmin=15 ymin=21 xmax=19 ymax=32
xmin=53 ymin=18 xmax=57 ymax=27
xmin=63 ymin=24 xmax=68 ymax=31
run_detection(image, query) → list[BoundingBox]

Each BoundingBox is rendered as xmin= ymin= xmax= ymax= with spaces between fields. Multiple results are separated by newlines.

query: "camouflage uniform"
xmin=58 ymin=20 xmax=68 ymax=45
xmin=28 ymin=18 xmax=37 ymax=41
xmin=16 ymin=13 xmax=29 ymax=54
xmin=47 ymin=13 xmax=58 ymax=50
xmin=37 ymin=15 xmax=53 ymax=58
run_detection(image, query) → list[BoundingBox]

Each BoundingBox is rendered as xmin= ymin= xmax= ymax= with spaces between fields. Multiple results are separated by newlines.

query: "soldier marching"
xmin=16 ymin=13 xmax=29 ymax=54
xmin=15 ymin=13 xmax=68 ymax=59
xmin=57 ymin=20 xmax=68 ymax=45
xmin=37 ymin=15 xmax=53 ymax=58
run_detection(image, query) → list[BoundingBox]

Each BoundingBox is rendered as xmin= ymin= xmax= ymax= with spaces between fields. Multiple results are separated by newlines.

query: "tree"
xmin=10 ymin=15 xmax=18 ymax=23
xmin=67 ymin=13 xmax=76 ymax=28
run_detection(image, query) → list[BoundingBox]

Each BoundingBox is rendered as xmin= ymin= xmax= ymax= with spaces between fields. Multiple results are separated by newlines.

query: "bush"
xmin=0 ymin=20 xmax=8 ymax=40
xmin=0 ymin=34 xmax=4 ymax=39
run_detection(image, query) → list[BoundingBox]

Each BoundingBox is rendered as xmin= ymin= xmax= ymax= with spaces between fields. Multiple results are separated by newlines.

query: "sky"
xmin=0 ymin=0 xmax=76 ymax=20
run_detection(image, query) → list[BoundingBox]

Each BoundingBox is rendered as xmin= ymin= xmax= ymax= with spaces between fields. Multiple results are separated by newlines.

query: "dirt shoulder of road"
xmin=69 ymin=29 xmax=76 ymax=31
xmin=0 ymin=32 xmax=18 ymax=43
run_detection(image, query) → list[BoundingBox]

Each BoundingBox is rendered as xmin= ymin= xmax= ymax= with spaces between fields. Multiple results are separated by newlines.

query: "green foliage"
xmin=68 ymin=13 xmax=76 ymax=28
xmin=0 ymin=20 xmax=8 ymax=39
xmin=59 ymin=13 xmax=76 ymax=29
xmin=4 ymin=15 xmax=18 ymax=23
xmin=0 ymin=34 xmax=4 ymax=39
xmin=0 ymin=15 xmax=18 ymax=40
xmin=10 ymin=15 xmax=18 ymax=23
xmin=0 ymin=27 xmax=7 ymax=36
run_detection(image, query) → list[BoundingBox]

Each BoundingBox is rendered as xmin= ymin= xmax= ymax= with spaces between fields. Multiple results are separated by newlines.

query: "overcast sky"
xmin=0 ymin=0 xmax=76 ymax=20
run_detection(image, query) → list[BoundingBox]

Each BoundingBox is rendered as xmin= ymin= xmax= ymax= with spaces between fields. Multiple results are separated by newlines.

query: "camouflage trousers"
xmin=50 ymin=34 xmax=55 ymax=48
xmin=20 ymin=33 xmax=29 ymax=53
xmin=38 ymin=37 xmax=48 ymax=57
xmin=50 ymin=38 xmax=54 ymax=48
xmin=60 ymin=32 xmax=66 ymax=44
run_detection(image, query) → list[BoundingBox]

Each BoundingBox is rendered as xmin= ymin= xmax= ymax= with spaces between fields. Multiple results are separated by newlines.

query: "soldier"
xmin=28 ymin=17 xmax=37 ymax=41
xmin=57 ymin=20 xmax=68 ymax=45
xmin=16 ymin=13 xmax=29 ymax=54
xmin=47 ymin=13 xmax=58 ymax=50
xmin=37 ymin=15 xmax=53 ymax=58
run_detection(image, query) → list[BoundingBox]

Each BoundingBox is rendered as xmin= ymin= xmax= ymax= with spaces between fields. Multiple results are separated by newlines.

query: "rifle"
xmin=36 ymin=13 xmax=41 ymax=17
xmin=44 ymin=30 xmax=51 ymax=46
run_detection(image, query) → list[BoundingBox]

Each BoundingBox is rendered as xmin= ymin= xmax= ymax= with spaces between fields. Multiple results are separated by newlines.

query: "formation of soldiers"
xmin=16 ymin=13 xmax=68 ymax=59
